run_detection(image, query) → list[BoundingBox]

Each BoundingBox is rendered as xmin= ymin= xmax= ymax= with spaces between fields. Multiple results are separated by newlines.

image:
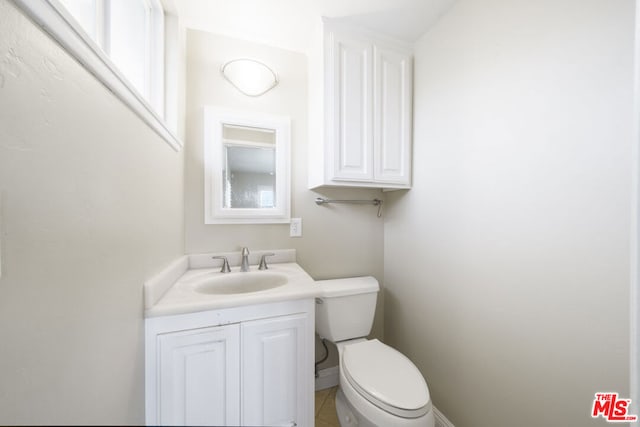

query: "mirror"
xmin=204 ymin=107 xmax=291 ymax=224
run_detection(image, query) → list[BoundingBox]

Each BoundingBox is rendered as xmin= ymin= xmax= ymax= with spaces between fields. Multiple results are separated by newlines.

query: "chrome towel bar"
xmin=314 ymin=197 xmax=383 ymax=217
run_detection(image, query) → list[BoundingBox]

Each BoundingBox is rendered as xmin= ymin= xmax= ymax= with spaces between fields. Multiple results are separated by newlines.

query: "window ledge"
xmin=12 ymin=0 xmax=183 ymax=151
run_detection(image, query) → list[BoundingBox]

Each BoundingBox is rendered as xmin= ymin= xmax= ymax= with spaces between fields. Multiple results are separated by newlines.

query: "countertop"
xmin=144 ymin=258 xmax=317 ymax=318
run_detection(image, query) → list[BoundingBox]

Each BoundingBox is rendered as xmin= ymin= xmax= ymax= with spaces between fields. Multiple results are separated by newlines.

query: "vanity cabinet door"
xmin=241 ymin=313 xmax=312 ymax=427
xmin=157 ymin=324 xmax=240 ymax=426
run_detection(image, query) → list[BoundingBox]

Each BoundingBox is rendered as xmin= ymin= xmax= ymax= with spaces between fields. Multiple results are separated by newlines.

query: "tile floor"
xmin=315 ymin=386 xmax=340 ymax=427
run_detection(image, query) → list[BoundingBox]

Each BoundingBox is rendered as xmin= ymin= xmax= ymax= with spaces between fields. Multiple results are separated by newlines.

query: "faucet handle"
xmin=211 ymin=256 xmax=231 ymax=273
xmin=258 ymin=253 xmax=276 ymax=270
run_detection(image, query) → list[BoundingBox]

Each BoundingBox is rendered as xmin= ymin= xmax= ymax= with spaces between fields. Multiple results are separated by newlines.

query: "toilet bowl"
xmin=315 ymin=277 xmax=434 ymax=427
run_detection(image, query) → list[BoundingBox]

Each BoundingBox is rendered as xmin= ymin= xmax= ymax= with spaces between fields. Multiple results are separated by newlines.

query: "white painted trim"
xmin=315 ymin=366 xmax=340 ymax=391
xmin=146 ymin=0 xmax=165 ymax=115
xmin=162 ymin=10 xmax=179 ymax=135
xmin=631 ymin=1 xmax=640 ymax=425
xmin=433 ymin=406 xmax=455 ymax=427
xmin=11 ymin=0 xmax=182 ymax=151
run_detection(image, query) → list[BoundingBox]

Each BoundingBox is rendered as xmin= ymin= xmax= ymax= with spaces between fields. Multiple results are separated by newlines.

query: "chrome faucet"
xmin=211 ymin=255 xmax=231 ymax=273
xmin=240 ymin=247 xmax=250 ymax=272
xmin=258 ymin=253 xmax=275 ymax=270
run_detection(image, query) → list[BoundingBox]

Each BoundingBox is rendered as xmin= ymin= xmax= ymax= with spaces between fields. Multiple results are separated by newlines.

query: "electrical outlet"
xmin=289 ymin=218 xmax=302 ymax=237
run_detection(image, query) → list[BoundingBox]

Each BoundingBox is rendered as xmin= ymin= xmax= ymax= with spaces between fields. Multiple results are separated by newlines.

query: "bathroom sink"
xmin=194 ymin=272 xmax=288 ymax=295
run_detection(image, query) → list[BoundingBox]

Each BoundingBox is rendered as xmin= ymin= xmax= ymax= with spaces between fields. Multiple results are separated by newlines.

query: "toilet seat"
xmin=342 ymin=339 xmax=431 ymax=418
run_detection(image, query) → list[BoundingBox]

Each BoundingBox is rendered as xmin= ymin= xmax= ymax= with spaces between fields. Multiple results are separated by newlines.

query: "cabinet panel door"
xmin=374 ymin=46 xmax=412 ymax=185
xmin=241 ymin=313 xmax=310 ymax=427
xmin=157 ymin=324 xmax=240 ymax=426
xmin=329 ymin=32 xmax=374 ymax=181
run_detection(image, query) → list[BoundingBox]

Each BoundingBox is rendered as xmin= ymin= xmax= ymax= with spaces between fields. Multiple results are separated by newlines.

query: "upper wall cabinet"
xmin=308 ymin=20 xmax=413 ymax=190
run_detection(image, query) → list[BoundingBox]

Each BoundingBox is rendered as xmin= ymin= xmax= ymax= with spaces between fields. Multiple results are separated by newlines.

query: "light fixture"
xmin=220 ymin=58 xmax=279 ymax=97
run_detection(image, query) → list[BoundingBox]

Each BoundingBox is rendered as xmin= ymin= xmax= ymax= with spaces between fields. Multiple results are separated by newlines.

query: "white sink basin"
xmin=145 ymin=258 xmax=319 ymax=317
xmin=194 ymin=272 xmax=289 ymax=295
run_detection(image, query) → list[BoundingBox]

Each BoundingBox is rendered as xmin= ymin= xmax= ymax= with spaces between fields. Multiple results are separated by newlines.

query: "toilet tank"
xmin=315 ymin=276 xmax=379 ymax=342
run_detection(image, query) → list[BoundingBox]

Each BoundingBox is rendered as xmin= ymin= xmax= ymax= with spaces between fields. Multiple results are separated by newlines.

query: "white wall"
xmin=384 ymin=0 xmax=635 ymax=426
xmin=184 ymin=30 xmax=386 ymax=353
xmin=0 ymin=1 xmax=184 ymax=424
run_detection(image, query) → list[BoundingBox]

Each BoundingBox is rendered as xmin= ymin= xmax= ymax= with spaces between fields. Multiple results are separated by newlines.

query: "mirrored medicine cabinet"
xmin=204 ymin=107 xmax=291 ymax=224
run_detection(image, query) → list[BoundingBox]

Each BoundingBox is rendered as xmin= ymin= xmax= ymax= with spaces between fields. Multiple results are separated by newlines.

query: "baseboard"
xmin=434 ymin=406 xmax=455 ymax=427
xmin=315 ymin=366 xmax=339 ymax=391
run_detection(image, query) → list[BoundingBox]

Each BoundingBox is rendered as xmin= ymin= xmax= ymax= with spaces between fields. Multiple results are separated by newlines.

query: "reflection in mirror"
xmin=223 ymin=145 xmax=276 ymax=208
xmin=222 ymin=124 xmax=276 ymax=209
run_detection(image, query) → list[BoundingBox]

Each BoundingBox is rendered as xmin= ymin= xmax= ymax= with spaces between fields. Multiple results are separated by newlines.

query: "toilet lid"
xmin=342 ymin=339 xmax=431 ymax=418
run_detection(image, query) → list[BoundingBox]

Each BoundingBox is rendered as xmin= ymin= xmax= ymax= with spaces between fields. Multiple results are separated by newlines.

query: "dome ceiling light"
xmin=221 ymin=58 xmax=279 ymax=97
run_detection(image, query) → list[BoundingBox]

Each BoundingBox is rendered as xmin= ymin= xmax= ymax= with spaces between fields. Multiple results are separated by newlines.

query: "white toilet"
xmin=315 ymin=277 xmax=435 ymax=427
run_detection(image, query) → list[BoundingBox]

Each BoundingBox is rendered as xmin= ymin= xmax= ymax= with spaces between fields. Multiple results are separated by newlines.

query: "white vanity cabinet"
xmin=308 ymin=19 xmax=413 ymax=190
xmin=146 ymin=299 xmax=314 ymax=427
